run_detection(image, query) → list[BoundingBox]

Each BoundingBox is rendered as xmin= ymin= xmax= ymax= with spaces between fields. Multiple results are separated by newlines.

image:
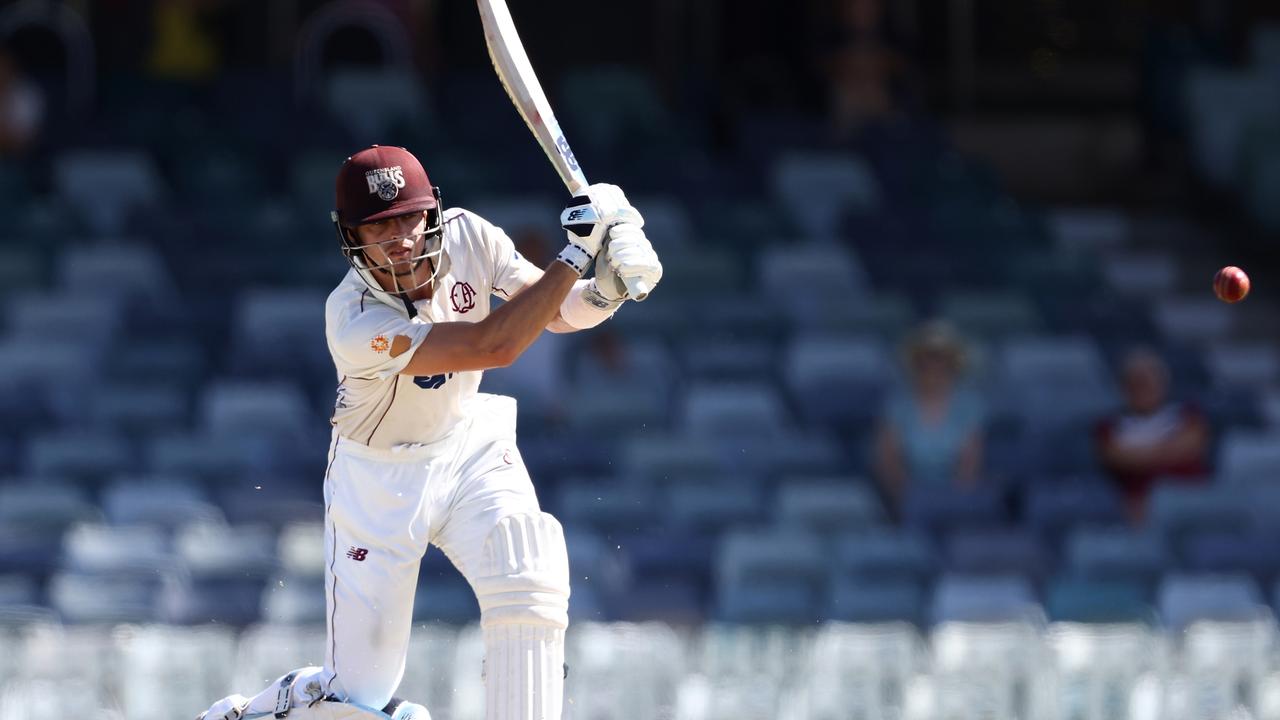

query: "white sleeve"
xmin=468 ymin=212 xmax=543 ymax=298
xmin=327 ymin=299 xmax=432 ymax=380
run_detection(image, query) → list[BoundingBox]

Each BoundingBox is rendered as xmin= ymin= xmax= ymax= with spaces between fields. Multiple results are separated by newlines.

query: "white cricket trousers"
xmin=319 ymin=393 xmax=568 ymax=717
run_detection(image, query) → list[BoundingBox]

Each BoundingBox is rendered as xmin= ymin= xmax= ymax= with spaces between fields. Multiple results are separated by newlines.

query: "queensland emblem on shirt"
xmin=451 ymin=281 xmax=477 ymax=314
xmin=370 ymin=335 xmax=390 ymax=354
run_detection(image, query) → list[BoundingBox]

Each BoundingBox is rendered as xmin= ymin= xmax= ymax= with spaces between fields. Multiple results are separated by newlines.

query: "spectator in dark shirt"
xmin=1095 ymin=348 xmax=1210 ymax=522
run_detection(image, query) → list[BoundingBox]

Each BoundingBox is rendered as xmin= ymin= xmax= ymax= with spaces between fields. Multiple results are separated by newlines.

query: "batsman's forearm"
xmin=479 ymin=261 xmax=579 ymax=364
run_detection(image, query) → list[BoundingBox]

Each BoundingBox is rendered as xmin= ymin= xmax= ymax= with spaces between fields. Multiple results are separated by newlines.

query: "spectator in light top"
xmin=874 ymin=320 xmax=986 ymax=511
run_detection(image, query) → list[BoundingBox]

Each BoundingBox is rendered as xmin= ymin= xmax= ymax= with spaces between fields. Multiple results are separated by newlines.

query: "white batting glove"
xmin=195 ymin=694 xmax=248 ymax=720
xmin=557 ymin=183 xmax=643 ymax=275
xmin=594 ymin=223 xmax=662 ymax=301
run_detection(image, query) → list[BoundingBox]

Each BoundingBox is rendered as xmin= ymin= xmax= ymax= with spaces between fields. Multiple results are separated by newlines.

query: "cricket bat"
xmin=477 ymin=0 xmax=652 ymax=301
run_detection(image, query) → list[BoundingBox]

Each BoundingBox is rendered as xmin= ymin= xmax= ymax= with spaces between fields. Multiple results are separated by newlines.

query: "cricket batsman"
xmin=197 ymin=144 xmax=662 ymax=720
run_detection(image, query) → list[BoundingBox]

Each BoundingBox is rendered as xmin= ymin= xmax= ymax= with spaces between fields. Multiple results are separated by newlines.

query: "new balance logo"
xmin=566 ymin=208 xmax=589 ymax=222
xmin=346 ymin=547 xmax=368 ymax=561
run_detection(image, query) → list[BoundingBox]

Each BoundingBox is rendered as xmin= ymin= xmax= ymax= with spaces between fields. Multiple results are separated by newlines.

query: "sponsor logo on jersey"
xmin=370 ymin=335 xmax=390 ymax=354
xmin=365 ymin=166 xmax=406 ymax=201
xmin=451 ymin=281 xmax=477 ymax=313
xmin=346 ymin=547 xmax=369 ymax=561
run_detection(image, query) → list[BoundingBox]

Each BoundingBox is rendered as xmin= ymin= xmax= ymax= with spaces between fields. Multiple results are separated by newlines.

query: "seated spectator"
xmin=874 ymin=321 xmax=986 ymax=510
xmin=0 ymin=48 xmax=44 ymax=157
xmin=819 ymin=0 xmax=914 ymax=140
xmin=1095 ymin=348 xmax=1209 ymax=523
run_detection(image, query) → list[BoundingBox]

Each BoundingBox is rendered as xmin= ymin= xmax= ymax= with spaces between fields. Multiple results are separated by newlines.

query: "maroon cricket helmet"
xmin=333 ymin=145 xmax=439 ymax=228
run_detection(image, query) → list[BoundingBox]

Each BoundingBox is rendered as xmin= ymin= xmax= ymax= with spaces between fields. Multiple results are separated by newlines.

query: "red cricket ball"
xmin=1213 ymin=266 xmax=1250 ymax=304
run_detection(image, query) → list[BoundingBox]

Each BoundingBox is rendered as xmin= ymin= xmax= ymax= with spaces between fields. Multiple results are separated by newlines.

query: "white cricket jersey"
xmin=326 ymin=208 xmax=543 ymax=449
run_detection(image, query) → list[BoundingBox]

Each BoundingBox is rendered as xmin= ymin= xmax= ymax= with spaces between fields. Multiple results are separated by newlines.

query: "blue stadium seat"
xmin=930 ymin=573 xmax=1042 ymax=624
xmin=175 ymin=521 xmax=278 ymax=578
xmin=101 ymin=476 xmax=223 ymax=529
xmin=57 ymin=243 xmax=176 ymax=306
xmin=826 ymin=578 xmax=926 ymax=625
xmin=414 ymin=574 xmax=480 ymax=625
xmin=564 ymin=380 xmax=670 ymax=434
xmin=199 ymin=379 xmax=316 ymax=443
xmin=945 ymin=528 xmax=1049 ymax=578
xmin=1158 ymin=573 xmax=1269 ymax=630
xmin=571 ymin=336 xmax=677 ymax=392
xmin=26 ymin=431 xmax=135 ymax=484
xmin=146 ymin=432 xmax=248 ymax=481
xmin=0 ymin=574 xmax=38 ymax=606
xmin=716 ymin=529 xmax=826 ymax=591
xmin=0 ymin=523 xmax=63 ymax=577
xmin=775 ymin=480 xmax=884 ymax=533
xmin=5 ymin=291 xmax=124 ymax=349
xmin=730 ymin=431 xmax=848 ymax=479
xmin=622 ymin=435 xmax=723 ymax=482
xmin=771 ymin=152 xmax=881 ymax=239
xmin=277 ymin=522 xmax=325 ymax=580
xmin=54 ymin=149 xmax=164 ymax=234
xmin=260 ymin=576 xmax=326 ymax=625
xmin=647 ymin=246 xmax=740 ymax=295
xmin=1217 ymin=431 xmax=1280 ymax=486
xmin=833 ymin=528 xmax=937 ymax=583
xmin=785 ymin=292 xmax=916 ymax=336
xmin=757 ymin=243 xmax=868 ymax=299
xmin=1045 ymin=575 xmax=1153 ymax=623
xmin=682 ymin=382 xmax=792 ymax=439
xmin=939 ymin=290 xmax=1042 ymax=341
xmin=783 ymin=334 xmax=892 ymax=427
xmin=60 ymin=523 xmax=173 ymax=575
xmin=49 ymin=570 xmax=163 ymax=624
xmin=1183 ymin=531 xmax=1280 ymax=582
xmin=106 ymin=336 xmax=206 ymax=387
xmin=996 ymin=336 xmax=1116 ymax=428
xmin=678 ymin=338 xmax=776 ymax=383
xmin=1205 ymin=344 xmax=1279 ymax=391
xmin=717 ymin=578 xmax=816 ymax=624
xmin=698 ymin=293 xmax=788 ymax=339
xmin=1100 ymin=251 xmax=1179 ymax=298
xmin=665 ymin=481 xmax=766 ymax=534
xmin=628 ymin=195 xmax=697 ymax=249
xmin=229 ymin=288 xmax=329 ymax=379
xmin=609 ymin=576 xmax=704 ymax=624
xmin=216 ymin=481 xmax=326 ymax=526
xmin=563 ymin=528 xmax=631 ymax=602
xmin=901 ymin=485 xmax=1005 ymax=536
xmin=1153 ymin=296 xmax=1234 ymax=346
xmin=1065 ymin=527 xmax=1170 ymax=587
xmin=1148 ymin=484 xmax=1250 ymax=542
xmin=87 ymin=382 xmax=189 ymax=433
xmin=1024 ymin=481 xmax=1127 ymax=545
xmin=557 ymin=481 xmax=654 ymax=534
xmin=0 ymin=482 xmax=100 ymax=531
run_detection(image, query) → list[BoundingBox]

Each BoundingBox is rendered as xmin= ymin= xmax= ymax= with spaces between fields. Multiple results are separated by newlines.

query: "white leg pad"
xmin=473 ymin=512 xmax=571 ymax=720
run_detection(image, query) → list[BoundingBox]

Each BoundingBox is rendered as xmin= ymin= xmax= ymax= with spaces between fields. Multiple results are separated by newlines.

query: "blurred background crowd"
xmin=3 ymin=0 xmax=1280 ymax=718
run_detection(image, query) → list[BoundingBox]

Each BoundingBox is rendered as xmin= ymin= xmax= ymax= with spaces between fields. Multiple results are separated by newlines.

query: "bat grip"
xmin=623 ymin=276 xmax=652 ymax=303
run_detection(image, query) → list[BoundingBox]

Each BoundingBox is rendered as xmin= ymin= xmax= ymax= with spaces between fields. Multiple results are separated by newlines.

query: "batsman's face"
xmin=356 ymin=211 xmax=429 ymax=278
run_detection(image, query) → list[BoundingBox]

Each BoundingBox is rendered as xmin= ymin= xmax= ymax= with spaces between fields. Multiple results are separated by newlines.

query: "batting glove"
xmin=594 ymin=223 xmax=662 ymax=301
xmin=557 ymin=183 xmax=643 ymax=275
